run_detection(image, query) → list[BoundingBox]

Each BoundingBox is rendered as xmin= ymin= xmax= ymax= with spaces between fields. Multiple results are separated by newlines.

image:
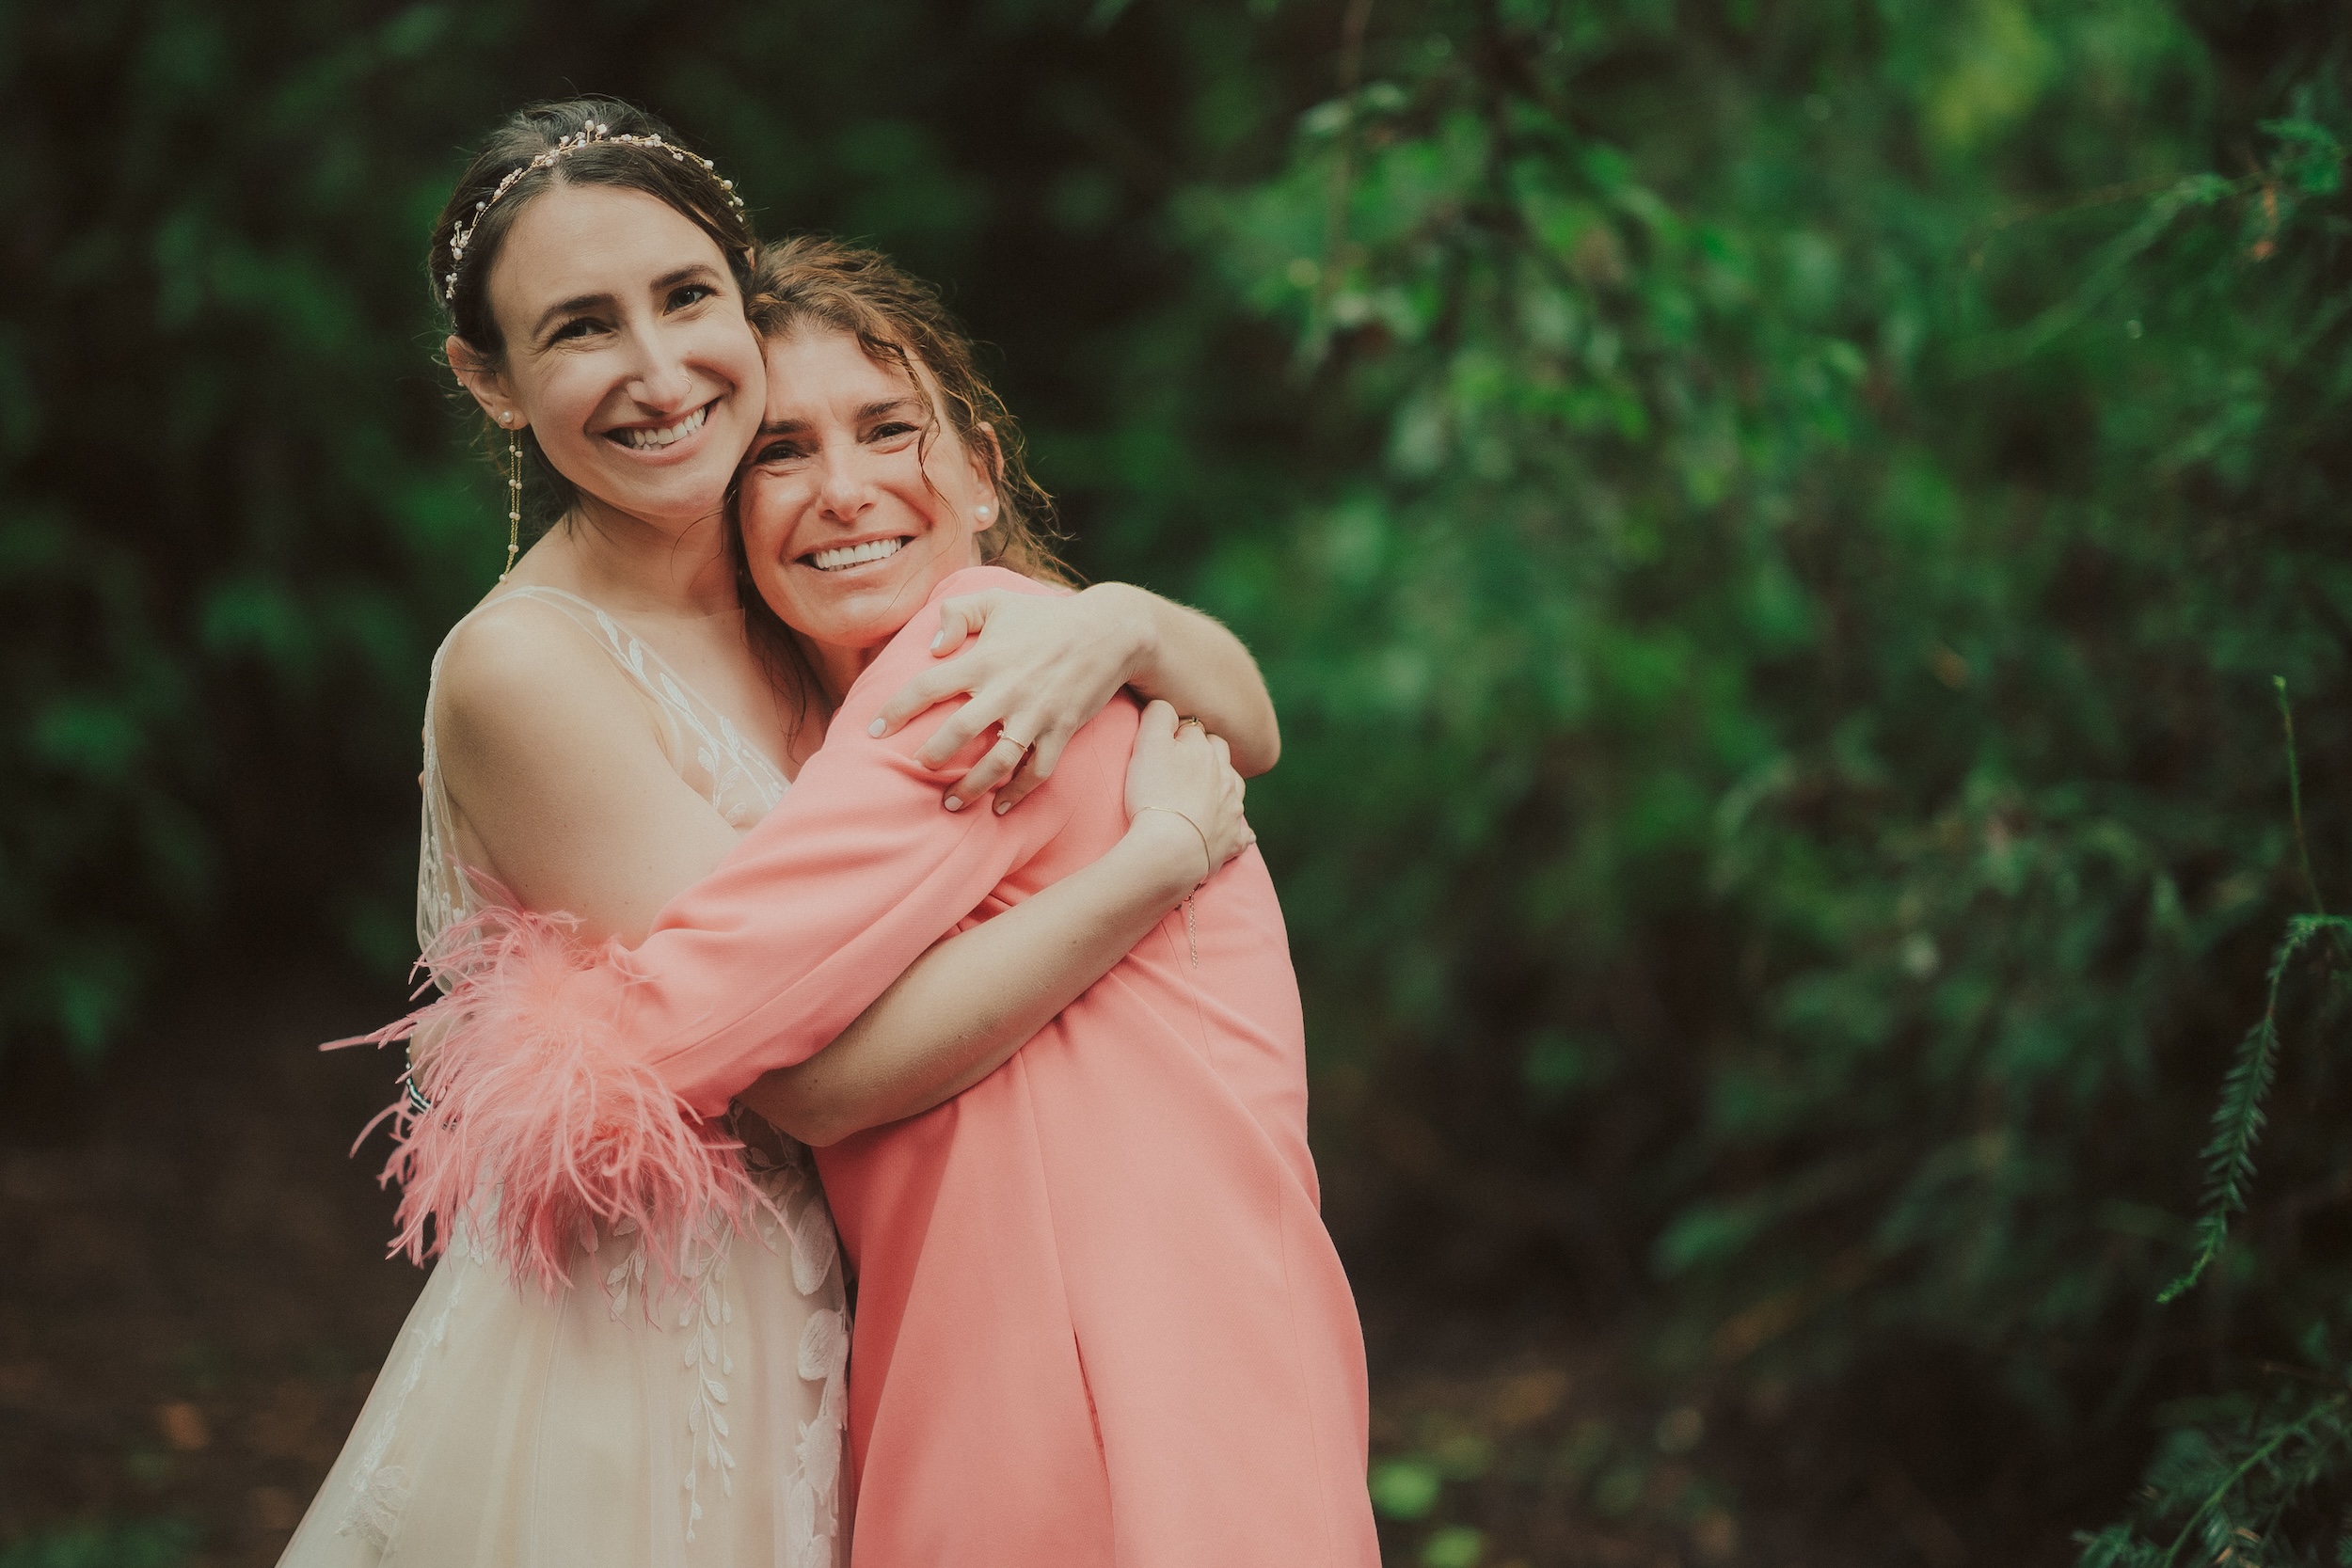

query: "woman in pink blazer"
xmin=401 ymin=237 xmax=1379 ymax=1567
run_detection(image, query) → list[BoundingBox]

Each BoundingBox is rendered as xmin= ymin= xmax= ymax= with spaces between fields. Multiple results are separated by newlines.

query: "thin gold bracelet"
xmin=1134 ymin=804 xmax=1214 ymax=883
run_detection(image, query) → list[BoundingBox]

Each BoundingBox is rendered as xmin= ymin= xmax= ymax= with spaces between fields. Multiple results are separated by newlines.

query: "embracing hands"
xmin=1123 ymin=700 xmax=1253 ymax=885
xmin=868 ymin=585 xmax=1151 ymax=813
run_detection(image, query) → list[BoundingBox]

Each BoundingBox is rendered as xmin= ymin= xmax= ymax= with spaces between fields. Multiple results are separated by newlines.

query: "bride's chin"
xmin=596 ymin=484 xmax=736 ymax=534
xmin=592 ymin=446 xmax=738 ymax=501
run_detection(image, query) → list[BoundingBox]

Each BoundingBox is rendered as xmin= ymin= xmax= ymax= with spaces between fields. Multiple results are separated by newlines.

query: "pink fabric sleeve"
xmin=623 ymin=566 xmax=1081 ymax=1116
xmin=342 ymin=566 xmax=1084 ymax=1289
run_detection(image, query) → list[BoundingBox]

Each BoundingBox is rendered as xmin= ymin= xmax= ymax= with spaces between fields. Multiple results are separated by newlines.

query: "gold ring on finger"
xmin=998 ymin=729 xmax=1036 ymax=753
xmin=1176 ymin=716 xmax=1204 ymax=734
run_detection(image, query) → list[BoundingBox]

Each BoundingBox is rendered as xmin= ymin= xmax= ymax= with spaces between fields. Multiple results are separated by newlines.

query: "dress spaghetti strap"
xmin=415 ymin=586 xmax=789 ymax=952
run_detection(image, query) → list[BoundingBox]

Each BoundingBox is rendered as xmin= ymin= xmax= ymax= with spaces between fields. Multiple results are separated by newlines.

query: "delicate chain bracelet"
xmin=1134 ymin=805 xmax=1213 ymax=966
xmin=1134 ymin=805 xmax=1214 ymax=882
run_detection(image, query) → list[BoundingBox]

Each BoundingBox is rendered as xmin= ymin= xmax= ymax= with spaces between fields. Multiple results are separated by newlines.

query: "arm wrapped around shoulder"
xmin=334 ymin=901 xmax=773 ymax=1301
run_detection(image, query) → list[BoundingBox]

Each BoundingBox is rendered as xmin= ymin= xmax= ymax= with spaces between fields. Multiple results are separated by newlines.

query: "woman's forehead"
xmin=760 ymin=325 xmax=937 ymax=418
xmin=488 ymin=183 xmax=728 ymax=314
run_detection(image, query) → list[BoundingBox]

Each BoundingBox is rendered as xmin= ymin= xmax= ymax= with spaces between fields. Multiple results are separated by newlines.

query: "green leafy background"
xmin=5 ymin=0 xmax=2351 ymax=1560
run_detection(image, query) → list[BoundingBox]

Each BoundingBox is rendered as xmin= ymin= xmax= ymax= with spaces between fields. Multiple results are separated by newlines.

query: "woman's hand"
xmin=1121 ymin=699 xmax=1253 ymax=886
xmin=738 ymin=700 xmax=1255 ymax=1149
xmin=868 ymin=586 xmax=1151 ymax=814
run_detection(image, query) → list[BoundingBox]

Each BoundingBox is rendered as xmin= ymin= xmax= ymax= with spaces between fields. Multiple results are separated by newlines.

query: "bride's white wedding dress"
xmin=279 ymin=587 xmax=849 ymax=1568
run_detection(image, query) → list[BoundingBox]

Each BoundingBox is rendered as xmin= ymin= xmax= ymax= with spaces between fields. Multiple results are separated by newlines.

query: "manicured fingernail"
xmin=994 ymin=799 xmax=1011 ymax=815
xmin=930 ymin=630 xmax=945 ymax=650
xmin=868 ymin=718 xmax=886 ymax=736
xmin=945 ymin=797 xmax=962 ymax=812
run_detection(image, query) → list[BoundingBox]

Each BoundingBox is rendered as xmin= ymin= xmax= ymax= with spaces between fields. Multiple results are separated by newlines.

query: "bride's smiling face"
xmin=735 ymin=325 xmax=994 ymax=680
xmin=454 ymin=182 xmax=764 ymax=534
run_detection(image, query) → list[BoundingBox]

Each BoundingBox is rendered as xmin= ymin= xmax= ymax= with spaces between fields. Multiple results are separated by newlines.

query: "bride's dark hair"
xmin=426 ymin=97 xmax=757 ymax=524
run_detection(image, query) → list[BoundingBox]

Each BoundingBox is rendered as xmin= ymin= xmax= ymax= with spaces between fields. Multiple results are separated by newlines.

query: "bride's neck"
xmin=550 ymin=494 xmax=739 ymax=620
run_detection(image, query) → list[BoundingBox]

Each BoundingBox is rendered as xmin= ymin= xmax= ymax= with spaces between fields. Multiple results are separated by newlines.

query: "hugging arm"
xmin=395 ymin=571 xmax=1231 ymax=1276
xmin=868 ymin=580 xmax=1279 ymax=812
xmin=435 ymin=597 xmax=1244 ymax=1146
xmin=739 ymin=701 xmax=1248 ymax=1147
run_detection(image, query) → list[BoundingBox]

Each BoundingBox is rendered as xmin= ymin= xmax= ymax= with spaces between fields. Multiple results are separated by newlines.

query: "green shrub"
xmin=1151 ymin=0 xmax=2352 ymax=1494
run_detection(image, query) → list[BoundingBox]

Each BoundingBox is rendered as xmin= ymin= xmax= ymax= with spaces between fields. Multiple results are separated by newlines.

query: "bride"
xmin=278 ymin=98 xmax=1275 ymax=1568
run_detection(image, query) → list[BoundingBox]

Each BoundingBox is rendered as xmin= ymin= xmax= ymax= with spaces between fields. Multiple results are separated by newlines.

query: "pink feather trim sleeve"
xmin=332 ymin=901 xmax=774 ymax=1299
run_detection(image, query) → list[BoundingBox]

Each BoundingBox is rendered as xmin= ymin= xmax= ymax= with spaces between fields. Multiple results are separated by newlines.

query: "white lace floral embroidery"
xmin=678 ymin=1230 xmax=739 ymax=1542
xmin=750 ymin=1131 xmax=847 ymax=1559
xmin=337 ymin=1264 xmax=469 ymax=1549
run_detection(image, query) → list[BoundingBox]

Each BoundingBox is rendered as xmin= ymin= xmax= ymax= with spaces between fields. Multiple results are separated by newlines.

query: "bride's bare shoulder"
xmin=433 ymin=593 xmax=644 ymax=762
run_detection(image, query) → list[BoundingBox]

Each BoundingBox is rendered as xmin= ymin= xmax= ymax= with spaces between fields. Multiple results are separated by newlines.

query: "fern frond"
xmin=2155 ymin=1396 xmax=2348 ymax=1568
xmin=2074 ymin=1521 xmax=2162 ymax=1568
xmin=2158 ymin=1014 xmax=2276 ymax=1304
xmin=2160 ymin=914 xmax=2352 ymax=1301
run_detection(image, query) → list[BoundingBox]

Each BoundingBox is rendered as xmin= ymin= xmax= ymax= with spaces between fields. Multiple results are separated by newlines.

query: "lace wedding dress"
xmin=279 ymin=587 xmax=849 ymax=1568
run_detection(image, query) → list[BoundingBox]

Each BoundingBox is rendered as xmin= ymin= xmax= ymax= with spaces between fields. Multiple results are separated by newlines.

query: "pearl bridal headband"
xmin=440 ymin=121 xmax=748 ymax=305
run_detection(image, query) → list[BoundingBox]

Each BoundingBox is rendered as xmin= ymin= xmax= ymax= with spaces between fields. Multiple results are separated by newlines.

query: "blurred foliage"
xmin=0 ymin=1519 xmax=197 ymax=1568
xmin=7 ymin=0 xmax=2352 ymax=1549
xmin=1155 ymin=0 xmax=2352 ymax=1550
xmin=1184 ymin=0 xmax=2352 ymax=1551
xmin=2082 ymin=799 xmax=2352 ymax=1558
